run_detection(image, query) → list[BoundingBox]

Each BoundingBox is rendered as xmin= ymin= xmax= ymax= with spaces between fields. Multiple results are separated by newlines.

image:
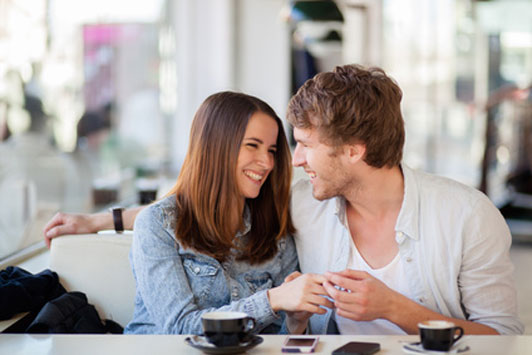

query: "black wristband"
xmin=112 ymin=207 xmax=125 ymax=233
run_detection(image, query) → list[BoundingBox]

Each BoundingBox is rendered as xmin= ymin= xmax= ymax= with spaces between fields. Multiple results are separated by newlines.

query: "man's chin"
xmin=311 ymin=189 xmax=330 ymax=201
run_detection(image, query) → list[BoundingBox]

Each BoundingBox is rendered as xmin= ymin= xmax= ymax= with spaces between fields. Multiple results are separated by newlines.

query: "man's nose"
xmin=292 ymin=143 xmax=305 ymax=167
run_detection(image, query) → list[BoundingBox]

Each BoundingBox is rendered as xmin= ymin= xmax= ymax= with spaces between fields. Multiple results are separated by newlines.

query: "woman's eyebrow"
xmin=244 ymin=137 xmax=277 ymax=148
xmin=244 ymin=137 xmax=263 ymax=143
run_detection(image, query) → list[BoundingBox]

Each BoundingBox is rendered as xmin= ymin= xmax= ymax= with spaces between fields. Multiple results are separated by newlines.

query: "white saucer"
xmin=402 ymin=342 xmax=470 ymax=354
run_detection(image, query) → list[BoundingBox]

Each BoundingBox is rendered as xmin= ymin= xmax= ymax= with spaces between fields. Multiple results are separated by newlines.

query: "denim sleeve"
xmin=131 ymin=204 xmax=280 ymax=334
xmin=272 ymin=235 xmax=300 ymax=287
xmin=273 ymin=235 xmax=300 ymax=334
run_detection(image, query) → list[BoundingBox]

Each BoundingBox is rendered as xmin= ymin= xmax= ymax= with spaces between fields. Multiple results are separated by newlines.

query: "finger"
xmin=45 ymin=229 xmax=60 ymax=248
xmin=333 ymin=296 xmax=365 ymax=312
xmin=326 ymin=269 xmax=369 ymax=281
xmin=310 ymin=295 xmax=335 ymax=309
xmin=45 ymin=235 xmax=52 ymax=248
xmin=312 ymin=284 xmax=331 ymax=297
xmin=322 ymin=281 xmax=359 ymax=304
xmin=323 ymin=280 xmax=346 ymax=301
xmin=322 ymin=280 xmax=336 ymax=297
xmin=309 ymin=273 xmax=328 ymax=284
xmin=303 ymin=292 xmax=335 ymax=308
xmin=335 ymin=306 xmax=364 ymax=321
xmin=298 ymin=303 xmax=327 ymax=315
xmin=284 ymin=271 xmax=302 ymax=283
xmin=44 ymin=219 xmax=66 ymax=248
xmin=45 ymin=224 xmax=74 ymax=241
xmin=297 ymin=280 xmax=330 ymax=300
xmin=43 ymin=213 xmax=64 ymax=236
xmin=342 ymin=269 xmax=370 ymax=278
xmin=300 ymin=273 xmax=327 ymax=286
xmin=325 ymin=273 xmax=363 ymax=292
xmin=290 ymin=274 xmax=325 ymax=291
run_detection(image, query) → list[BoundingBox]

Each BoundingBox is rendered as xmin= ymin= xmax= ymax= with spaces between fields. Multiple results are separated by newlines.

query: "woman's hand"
xmin=268 ymin=271 xmax=333 ymax=333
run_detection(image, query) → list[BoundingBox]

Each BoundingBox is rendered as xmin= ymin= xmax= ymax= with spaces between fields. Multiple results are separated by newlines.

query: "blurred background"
xmin=0 ymin=0 xmax=531 ymax=261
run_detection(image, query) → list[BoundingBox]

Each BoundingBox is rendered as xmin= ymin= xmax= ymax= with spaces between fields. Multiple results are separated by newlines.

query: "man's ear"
xmin=346 ymin=143 xmax=366 ymax=164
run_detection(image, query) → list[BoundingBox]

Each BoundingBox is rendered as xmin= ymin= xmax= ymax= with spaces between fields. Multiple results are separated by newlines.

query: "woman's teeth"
xmin=244 ymin=170 xmax=263 ymax=181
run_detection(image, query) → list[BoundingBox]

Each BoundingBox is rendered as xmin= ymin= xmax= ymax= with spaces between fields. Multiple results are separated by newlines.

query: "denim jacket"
xmin=124 ymin=195 xmax=298 ymax=334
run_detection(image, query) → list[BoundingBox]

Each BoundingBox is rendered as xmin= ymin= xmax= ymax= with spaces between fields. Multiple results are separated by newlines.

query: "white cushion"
xmin=49 ymin=233 xmax=135 ymax=328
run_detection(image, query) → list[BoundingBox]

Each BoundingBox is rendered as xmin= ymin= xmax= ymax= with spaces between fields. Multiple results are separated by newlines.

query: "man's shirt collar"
xmin=332 ymin=164 xmax=420 ymax=241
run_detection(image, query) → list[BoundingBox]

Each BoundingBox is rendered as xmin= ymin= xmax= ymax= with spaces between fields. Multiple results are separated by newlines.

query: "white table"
xmin=1 ymin=334 xmax=532 ymax=355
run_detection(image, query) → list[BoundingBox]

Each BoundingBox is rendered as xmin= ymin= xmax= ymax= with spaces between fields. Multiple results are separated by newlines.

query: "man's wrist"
xmin=387 ymin=292 xmax=423 ymax=334
xmin=85 ymin=212 xmax=111 ymax=233
xmin=386 ymin=291 xmax=405 ymax=325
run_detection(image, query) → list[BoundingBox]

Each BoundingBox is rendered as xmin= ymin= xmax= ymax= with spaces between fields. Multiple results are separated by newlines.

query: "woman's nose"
xmin=256 ymin=150 xmax=274 ymax=169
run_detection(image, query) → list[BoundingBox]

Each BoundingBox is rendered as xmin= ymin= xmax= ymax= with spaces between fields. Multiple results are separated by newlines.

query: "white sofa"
xmin=49 ymin=233 xmax=136 ymax=328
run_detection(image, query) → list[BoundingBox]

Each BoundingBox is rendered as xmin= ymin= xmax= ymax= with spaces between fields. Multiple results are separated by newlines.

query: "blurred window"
xmin=0 ymin=0 xmax=171 ymax=260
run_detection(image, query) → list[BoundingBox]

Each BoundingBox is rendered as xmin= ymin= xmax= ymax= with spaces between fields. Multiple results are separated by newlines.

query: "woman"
xmin=124 ymin=92 xmax=331 ymax=335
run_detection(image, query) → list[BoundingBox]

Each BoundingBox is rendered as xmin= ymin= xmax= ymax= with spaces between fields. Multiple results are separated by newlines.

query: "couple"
xmin=44 ymin=65 xmax=523 ymax=335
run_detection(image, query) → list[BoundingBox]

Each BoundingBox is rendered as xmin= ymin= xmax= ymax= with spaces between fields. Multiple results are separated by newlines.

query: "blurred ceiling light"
xmin=7 ymin=106 xmax=30 ymax=134
xmin=50 ymin=0 xmax=165 ymax=24
xmin=501 ymin=32 xmax=532 ymax=48
xmin=496 ymin=145 xmax=510 ymax=165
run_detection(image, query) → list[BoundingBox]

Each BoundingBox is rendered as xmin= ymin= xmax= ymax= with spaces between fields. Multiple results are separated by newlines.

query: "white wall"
xmin=169 ymin=0 xmax=290 ymax=171
xmin=340 ymin=0 xmax=382 ymax=66
xmin=170 ymin=0 xmax=236 ymax=171
xmin=235 ymin=0 xmax=291 ymax=121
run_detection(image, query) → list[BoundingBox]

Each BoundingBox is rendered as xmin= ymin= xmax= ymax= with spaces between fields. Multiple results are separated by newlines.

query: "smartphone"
xmin=281 ymin=335 xmax=319 ymax=353
xmin=331 ymin=341 xmax=380 ymax=355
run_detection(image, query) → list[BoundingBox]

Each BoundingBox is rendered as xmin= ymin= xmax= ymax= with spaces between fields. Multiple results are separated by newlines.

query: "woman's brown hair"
xmin=167 ymin=92 xmax=294 ymax=264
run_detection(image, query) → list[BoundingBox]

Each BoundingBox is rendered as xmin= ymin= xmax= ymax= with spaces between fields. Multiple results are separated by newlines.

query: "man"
xmin=44 ymin=64 xmax=523 ymax=335
xmin=286 ymin=64 xmax=522 ymax=335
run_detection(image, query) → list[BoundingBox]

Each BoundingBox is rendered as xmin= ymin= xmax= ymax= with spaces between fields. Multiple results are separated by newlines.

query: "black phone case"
xmin=331 ymin=341 xmax=380 ymax=355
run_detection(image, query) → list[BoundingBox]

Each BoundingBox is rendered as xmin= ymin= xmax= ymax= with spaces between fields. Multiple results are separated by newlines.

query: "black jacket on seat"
xmin=26 ymin=291 xmax=122 ymax=334
xmin=1 ymin=266 xmax=122 ymax=334
xmin=0 ymin=266 xmax=66 ymax=320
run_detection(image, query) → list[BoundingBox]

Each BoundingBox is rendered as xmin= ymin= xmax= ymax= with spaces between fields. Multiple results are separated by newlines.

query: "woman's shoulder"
xmin=135 ymin=194 xmax=178 ymax=231
xmin=276 ymin=234 xmax=296 ymax=254
xmin=132 ymin=195 xmax=179 ymax=250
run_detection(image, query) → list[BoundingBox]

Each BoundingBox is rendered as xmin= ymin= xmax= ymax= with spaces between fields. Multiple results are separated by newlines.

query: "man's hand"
xmin=325 ymin=269 xmax=501 ymax=335
xmin=43 ymin=212 xmax=101 ymax=248
xmin=323 ymin=269 xmax=400 ymax=322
